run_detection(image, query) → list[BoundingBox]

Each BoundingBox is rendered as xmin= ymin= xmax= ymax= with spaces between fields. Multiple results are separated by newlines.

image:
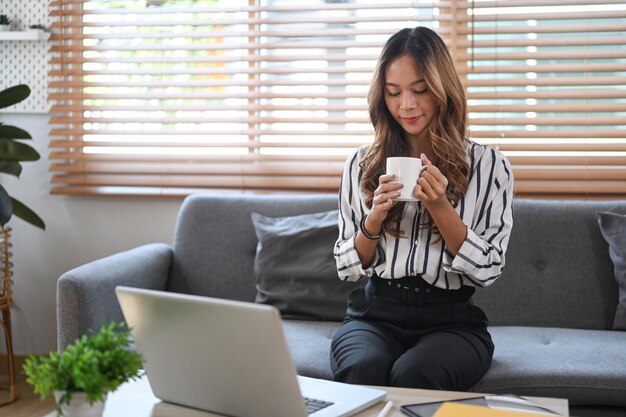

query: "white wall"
xmin=0 ymin=113 xmax=183 ymax=354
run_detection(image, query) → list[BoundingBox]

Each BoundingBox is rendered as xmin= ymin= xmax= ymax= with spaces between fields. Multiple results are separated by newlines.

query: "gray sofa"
xmin=57 ymin=194 xmax=626 ymax=417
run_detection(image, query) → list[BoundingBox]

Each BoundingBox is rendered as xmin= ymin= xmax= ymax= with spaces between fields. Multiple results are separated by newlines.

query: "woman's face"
xmin=383 ymin=54 xmax=437 ymax=143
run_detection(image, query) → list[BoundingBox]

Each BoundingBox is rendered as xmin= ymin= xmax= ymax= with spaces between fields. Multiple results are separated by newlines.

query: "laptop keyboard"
xmin=303 ymin=396 xmax=334 ymax=414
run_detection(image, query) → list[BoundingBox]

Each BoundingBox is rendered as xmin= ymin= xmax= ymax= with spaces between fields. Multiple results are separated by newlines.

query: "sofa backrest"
xmin=474 ymin=199 xmax=623 ymax=330
xmin=169 ymin=193 xmax=338 ymax=303
xmin=169 ymin=194 xmax=623 ymax=330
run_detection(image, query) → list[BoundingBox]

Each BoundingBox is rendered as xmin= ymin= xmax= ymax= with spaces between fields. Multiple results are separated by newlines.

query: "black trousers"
xmin=330 ymin=275 xmax=494 ymax=390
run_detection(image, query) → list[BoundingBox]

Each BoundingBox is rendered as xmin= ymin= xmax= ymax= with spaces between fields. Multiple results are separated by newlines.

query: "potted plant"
xmin=0 ymin=84 xmax=45 ymax=230
xmin=23 ymin=321 xmax=144 ymax=417
xmin=0 ymin=14 xmax=11 ymax=31
xmin=0 ymin=84 xmax=45 ymax=406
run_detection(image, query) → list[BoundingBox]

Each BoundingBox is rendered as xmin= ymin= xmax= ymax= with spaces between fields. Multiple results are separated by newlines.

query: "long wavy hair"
xmin=361 ymin=27 xmax=470 ymax=235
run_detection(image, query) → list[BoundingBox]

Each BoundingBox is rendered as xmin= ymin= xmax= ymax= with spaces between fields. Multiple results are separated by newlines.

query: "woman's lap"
xmin=330 ymin=276 xmax=494 ymax=389
xmin=330 ymin=318 xmax=493 ymax=389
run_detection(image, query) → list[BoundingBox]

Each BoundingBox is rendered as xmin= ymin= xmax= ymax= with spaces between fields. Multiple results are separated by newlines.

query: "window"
xmin=49 ymin=0 xmax=626 ymax=198
xmin=49 ymin=0 xmax=443 ymax=195
xmin=463 ymin=0 xmax=626 ymax=198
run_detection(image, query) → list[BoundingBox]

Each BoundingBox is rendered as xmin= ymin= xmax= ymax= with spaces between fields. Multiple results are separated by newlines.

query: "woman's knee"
xmin=388 ymin=346 xmax=491 ymax=390
xmin=332 ymin=352 xmax=390 ymax=386
xmin=330 ymin=319 xmax=400 ymax=385
xmin=388 ymin=359 xmax=446 ymax=389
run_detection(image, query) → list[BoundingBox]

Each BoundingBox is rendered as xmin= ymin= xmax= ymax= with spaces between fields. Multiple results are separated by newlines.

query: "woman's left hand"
xmin=414 ymin=153 xmax=449 ymax=208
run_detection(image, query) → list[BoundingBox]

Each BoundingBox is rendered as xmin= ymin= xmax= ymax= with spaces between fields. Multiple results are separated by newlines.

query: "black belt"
xmin=367 ymin=275 xmax=474 ymax=304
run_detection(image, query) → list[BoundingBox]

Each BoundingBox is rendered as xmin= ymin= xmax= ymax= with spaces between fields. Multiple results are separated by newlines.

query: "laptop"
xmin=115 ymin=286 xmax=386 ymax=417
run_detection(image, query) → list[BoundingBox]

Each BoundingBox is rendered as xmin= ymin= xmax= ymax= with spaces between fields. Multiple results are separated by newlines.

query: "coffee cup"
xmin=386 ymin=157 xmax=427 ymax=201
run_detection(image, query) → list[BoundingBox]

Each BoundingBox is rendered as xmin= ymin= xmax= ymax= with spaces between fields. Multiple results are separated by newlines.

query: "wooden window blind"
xmin=49 ymin=0 xmax=451 ymax=196
xmin=49 ymin=1 xmax=626 ymax=198
xmin=462 ymin=0 xmax=626 ymax=198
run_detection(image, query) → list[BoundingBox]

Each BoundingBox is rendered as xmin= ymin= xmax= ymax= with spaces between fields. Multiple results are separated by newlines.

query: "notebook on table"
xmin=115 ymin=286 xmax=386 ymax=417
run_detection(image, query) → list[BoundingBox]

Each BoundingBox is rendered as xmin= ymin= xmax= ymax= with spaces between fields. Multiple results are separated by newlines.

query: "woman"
xmin=331 ymin=27 xmax=514 ymax=390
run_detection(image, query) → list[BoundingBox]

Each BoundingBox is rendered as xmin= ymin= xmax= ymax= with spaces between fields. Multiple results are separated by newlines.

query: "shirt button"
xmin=397 ymin=283 xmax=401 ymax=288
xmin=415 ymin=240 xmax=419 ymax=246
xmin=387 ymin=281 xmax=391 ymax=286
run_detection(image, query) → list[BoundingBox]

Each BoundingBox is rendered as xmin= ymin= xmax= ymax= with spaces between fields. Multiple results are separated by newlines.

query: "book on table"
xmin=400 ymin=394 xmax=562 ymax=417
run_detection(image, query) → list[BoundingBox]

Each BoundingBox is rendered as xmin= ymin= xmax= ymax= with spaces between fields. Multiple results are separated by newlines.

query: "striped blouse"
xmin=334 ymin=141 xmax=514 ymax=290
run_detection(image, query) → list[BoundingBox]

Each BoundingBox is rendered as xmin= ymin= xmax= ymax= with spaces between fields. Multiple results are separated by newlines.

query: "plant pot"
xmin=53 ymin=391 xmax=107 ymax=417
xmin=0 ymin=25 xmax=10 ymax=32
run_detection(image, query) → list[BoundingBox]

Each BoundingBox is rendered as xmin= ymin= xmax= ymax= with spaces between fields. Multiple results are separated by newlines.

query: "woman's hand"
xmin=369 ymin=173 xmax=402 ymax=224
xmin=414 ymin=153 xmax=449 ymax=209
xmin=414 ymin=153 xmax=468 ymax=256
xmin=355 ymin=173 xmax=400 ymax=266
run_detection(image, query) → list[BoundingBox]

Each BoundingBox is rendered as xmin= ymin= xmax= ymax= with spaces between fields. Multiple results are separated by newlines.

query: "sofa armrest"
xmin=56 ymin=243 xmax=173 ymax=352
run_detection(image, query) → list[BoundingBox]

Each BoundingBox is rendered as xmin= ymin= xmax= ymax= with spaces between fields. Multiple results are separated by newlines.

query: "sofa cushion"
xmin=596 ymin=210 xmax=626 ymax=330
xmin=251 ymin=210 xmax=362 ymax=321
xmin=282 ymin=319 xmax=340 ymax=380
xmin=472 ymin=327 xmax=626 ymax=406
xmin=283 ymin=322 xmax=626 ymax=407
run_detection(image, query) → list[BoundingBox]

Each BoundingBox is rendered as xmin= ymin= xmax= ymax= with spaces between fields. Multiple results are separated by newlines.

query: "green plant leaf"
xmin=0 ymin=124 xmax=32 ymax=140
xmin=0 ymin=84 xmax=30 ymax=110
xmin=11 ymin=197 xmax=45 ymax=230
xmin=23 ymin=320 xmax=143 ymax=406
xmin=0 ymin=185 xmax=12 ymax=226
xmin=0 ymin=84 xmax=43 ymax=232
xmin=0 ymin=161 xmax=22 ymax=177
xmin=0 ymin=139 xmax=40 ymax=161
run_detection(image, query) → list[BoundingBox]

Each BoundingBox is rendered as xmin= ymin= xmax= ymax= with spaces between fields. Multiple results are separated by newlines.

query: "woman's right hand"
xmin=369 ymin=174 xmax=403 ymax=225
xmin=355 ymin=174 xmax=401 ymax=266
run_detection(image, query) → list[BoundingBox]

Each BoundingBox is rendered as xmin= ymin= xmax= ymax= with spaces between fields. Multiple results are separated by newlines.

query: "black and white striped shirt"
xmin=334 ymin=141 xmax=514 ymax=290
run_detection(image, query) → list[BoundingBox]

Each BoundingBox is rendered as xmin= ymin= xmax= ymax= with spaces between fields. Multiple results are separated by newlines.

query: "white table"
xmin=45 ymin=375 xmax=569 ymax=417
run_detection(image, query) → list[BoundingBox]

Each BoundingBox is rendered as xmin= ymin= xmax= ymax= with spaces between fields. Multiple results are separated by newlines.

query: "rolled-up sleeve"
xmin=334 ymin=149 xmax=378 ymax=282
xmin=443 ymin=154 xmax=514 ymax=287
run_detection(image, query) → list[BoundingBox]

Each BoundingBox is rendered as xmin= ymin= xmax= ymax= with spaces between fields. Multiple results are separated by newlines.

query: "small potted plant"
xmin=0 ymin=15 xmax=11 ymax=31
xmin=23 ymin=321 xmax=144 ymax=417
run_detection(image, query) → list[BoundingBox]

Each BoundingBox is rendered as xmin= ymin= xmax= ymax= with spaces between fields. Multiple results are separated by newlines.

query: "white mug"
xmin=386 ymin=157 xmax=427 ymax=201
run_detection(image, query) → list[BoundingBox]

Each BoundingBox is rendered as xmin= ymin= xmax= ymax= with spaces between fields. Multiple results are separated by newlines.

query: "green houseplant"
xmin=23 ymin=321 xmax=144 ymax=416
xmin=0 ymin=14 xmax=11 ymax=31
xmin=0 ymin=84 xmax=45 ymax=230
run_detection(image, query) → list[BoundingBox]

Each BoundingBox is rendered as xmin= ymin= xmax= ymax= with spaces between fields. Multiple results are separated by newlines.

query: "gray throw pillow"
xmin=250 ymin=210 xmax=362 ymax=321
xmin=596 ymin=210 xmax=626 ymax=330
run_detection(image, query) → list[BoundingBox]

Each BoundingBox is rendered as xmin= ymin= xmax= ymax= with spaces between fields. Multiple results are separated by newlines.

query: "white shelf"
xmin=0 ymin=31 xmax=50 ymax=41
